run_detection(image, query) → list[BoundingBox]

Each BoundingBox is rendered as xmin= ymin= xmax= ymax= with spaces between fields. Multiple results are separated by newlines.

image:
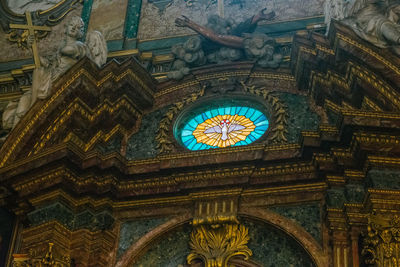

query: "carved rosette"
xmin=362 ymin=214 xmax=400 ymax=267
xmin=187 ymin=223 xmax=252 ymax=267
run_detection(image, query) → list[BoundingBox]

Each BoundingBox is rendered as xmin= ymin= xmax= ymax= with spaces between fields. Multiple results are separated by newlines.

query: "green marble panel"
xmin=118 ymin=217 xmax=169 ymax=258
xmin=367 ymin=169 xmax=400 ymax=189
xmin=126 ymin=106 xmax=170 ymax=160
xmin=270 ymin=202 xmax=321 ymax=243
xmin=277 ymin=92 xmax=320 ymax=143
xmin=81 ymin=0 xmax=94 ymax=41
xmin=107 ymin=39 xmax=124 ymax=52
xmin=124 ymin=0 xmax=142 ymax=39
xmin=132 ymin=224 xmax=191 ymax=266
xmin=345 ymin=182 xmax=365 ymax=203
xmin=326 ymin=188 xmax=346 ymax=208
xmin=27 ymin=202 xmax=75 ymax=228
xmin=27 ymin=202 xmax=114 ymax=231
xmin=244 ymin=219 xmax=316 ymax=267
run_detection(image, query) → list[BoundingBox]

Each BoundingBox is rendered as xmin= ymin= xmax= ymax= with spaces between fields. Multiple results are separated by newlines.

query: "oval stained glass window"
xmin=178 ymin=106 xmax=269 ymax=151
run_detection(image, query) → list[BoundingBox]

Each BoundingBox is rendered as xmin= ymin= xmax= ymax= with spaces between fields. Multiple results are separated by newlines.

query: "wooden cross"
xmin=9 ymin=11 xmax=51 ymax=68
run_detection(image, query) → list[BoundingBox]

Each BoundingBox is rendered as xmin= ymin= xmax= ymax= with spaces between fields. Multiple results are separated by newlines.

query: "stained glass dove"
xmin=204 ymin=119 xmax=245 ymax=140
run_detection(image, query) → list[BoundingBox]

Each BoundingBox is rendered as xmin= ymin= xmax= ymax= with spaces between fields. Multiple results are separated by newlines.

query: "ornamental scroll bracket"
xmin=187 ymin=190 xmax=252 ymax=267
xmin=361 ymin=213 xmax=400 ymax=267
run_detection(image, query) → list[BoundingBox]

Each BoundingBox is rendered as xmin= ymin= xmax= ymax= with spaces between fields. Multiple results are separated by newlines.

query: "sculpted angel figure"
xmin=2 ymin=16 xmax=107 ymax=130
xmin=168 ymin=9 xmax=283 ymax=79
xmin=338 ymin=0 xmax=400 ymax=53
xmin=175 ymin=8 xmax=276 ymax=49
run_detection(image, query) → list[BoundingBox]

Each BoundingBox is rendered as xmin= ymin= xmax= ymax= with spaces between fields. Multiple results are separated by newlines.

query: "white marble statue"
xmin=2 ymin=16 xmax=108 ymax=130
xmin=324 ymin=0 xmax=352 ymax=32
xmin=343 ymin=0 xmax=400 ymax=50
xmin=325 ymin=0 xmax=400 ymax=53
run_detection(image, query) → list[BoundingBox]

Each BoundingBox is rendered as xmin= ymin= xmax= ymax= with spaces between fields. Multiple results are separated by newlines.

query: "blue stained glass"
xmin=182 ymin=136 xmax=192 ymax=144
xmin=194 ymin=115 xmax=203 ymax=124
xmin=184 ymin=139 xmax=193 ymax=147
xmin=254 ymin=115 xmax=267 ymax=124
xmin=177 ymin=106 xmax=269 ymax=151
xmin=182 ymin=130 xmax=193 ymax=137
xmin=238 ymin=107 xmax=249 ymax=116
xmin=188 ymin=120 xmax=198 ymax=128
xmin=255 ymin=120 xmax=269 ymax=126
xmin=248 ymin=135 xmax=256 ymax=142
xmin=245 ymin=108 xmax=256 ymax=118
xmin=251 ymin=111 xmax=263 ymax=121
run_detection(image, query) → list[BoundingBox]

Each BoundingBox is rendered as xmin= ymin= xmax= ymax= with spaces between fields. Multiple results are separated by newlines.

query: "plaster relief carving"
xmin=344 ymin=0 xmax=400 ymax=51
xmin=168 ymin=10 xmax=282 ymax=80
xmin=2 ymin=16 xmax=107 ymax=131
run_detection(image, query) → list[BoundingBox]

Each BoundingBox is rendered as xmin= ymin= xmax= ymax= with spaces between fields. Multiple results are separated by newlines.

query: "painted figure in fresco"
xmin=175 ymin=8 xmax=275 ymax=49
xmin=2 ymin=16 xmax=107 ymax=131
xmin=331 ymin=0 xmax=400 ymax=54
xmin=168 ymin=9 xmax=282 ymax=79
xmin=7 ymin=0 xmax=61 ymax=14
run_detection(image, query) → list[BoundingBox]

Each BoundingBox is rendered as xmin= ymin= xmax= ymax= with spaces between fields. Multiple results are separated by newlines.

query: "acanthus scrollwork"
xmin=362 ymin=214 xmax=400 ymax=267
xmin=187 ymin=223 xmax=252 ymax=267
xmin=12 ymin=243 xmax=71 ymax=267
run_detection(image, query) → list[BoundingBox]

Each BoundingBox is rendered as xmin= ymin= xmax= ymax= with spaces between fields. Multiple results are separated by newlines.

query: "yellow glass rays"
xmin=193 ymin=114 xmax=255 ymax=148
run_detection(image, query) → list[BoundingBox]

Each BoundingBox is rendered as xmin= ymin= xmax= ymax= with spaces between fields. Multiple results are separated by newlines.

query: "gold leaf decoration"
xmin=240 ymin=81 xmax=288 ymax=144
xmin=155 ymin=86 xmax=205 ymax=153
xmin=187 ymin=223 xmax=252 ymax=267
xmin=362 ymin=214 xmax=400 ymax=266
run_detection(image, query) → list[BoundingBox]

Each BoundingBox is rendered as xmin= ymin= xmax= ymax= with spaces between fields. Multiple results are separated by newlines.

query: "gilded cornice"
xmin=25 ymin=182 xmax=327 ymax=211
xmin=324 ymin=99 xmax=400 ymax=119
xmin=0 ymin=58 xmax=156 ymax=168
xmin=242 ymin=182 xmax=327 ymax=196
xmin=336 ymin=32 xmax=400 ymax=76
xmin=11 ymin=160 xmax=323 ymax=199
xmin=155 ymin=71 xmax=295 ymax=98
xmin=311 ymin=62 xmax=400 ymax=110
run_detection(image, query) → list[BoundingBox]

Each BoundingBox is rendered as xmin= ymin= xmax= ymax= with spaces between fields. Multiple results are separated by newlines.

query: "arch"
xmin=114 ymin=212 xmax=192 ymax=267
xmin=115 ymin=208 xmax=329 ymax=267
xmin=239 ymin=207 xmax=329 ymax=267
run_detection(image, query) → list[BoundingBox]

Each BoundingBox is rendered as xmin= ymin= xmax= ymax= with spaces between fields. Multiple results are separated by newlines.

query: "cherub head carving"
xmin=65 ymin=16 xmax=84 ymax=39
